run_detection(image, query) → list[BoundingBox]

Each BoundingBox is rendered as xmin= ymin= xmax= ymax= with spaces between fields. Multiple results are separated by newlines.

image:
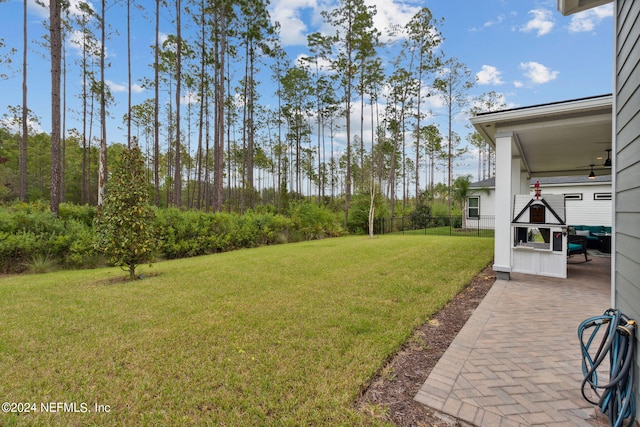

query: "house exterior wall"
xmin=614 ymin=0 xmax=640 ymax=411
xmin=545 ymin=183 xmax=612 ymax=226
xmin=464 ymin=191 xmax=496 ymax=230
xmin=469 ymin=181 xmax=612 ymax=228
xmin=473 ymin=192 xmax=496 ymax=217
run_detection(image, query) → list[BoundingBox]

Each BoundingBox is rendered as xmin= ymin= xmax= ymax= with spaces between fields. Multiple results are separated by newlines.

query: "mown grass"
xmin=0 ymin=235 xmax=493 ymax=426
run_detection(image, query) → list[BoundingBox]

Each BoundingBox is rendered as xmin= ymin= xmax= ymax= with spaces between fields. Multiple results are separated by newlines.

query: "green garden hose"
xmin=578 ymin=308 xmax=637 ymax=427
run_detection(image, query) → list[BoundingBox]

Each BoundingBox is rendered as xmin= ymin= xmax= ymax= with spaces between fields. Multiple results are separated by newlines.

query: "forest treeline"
xmin=1 ymin=0 xmax=500 ymax=222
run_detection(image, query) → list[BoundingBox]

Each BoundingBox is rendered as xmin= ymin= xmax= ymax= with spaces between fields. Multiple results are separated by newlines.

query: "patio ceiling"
xmin=470 ymin=94 xmax=613 ymax=178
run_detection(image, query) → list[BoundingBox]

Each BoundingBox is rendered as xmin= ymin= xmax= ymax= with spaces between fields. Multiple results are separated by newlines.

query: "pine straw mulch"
xmin=357 ymin=264 xmax=496 ymax=427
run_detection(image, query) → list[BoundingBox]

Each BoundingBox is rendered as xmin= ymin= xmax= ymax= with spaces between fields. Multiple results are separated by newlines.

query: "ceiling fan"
xmin=578 ymin=149 xmax=612 ymax=174
xmin=575 ymin=163 xmax=600 ymax=179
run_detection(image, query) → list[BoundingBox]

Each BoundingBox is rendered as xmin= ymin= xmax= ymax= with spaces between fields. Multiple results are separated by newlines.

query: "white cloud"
xmin=67 ymin=0 xmax=96 ymax=19
xmin=519 ymin=61 xmax=559 ymax=85
xmin=0 ymin=116 xmax=42 ymax=135
xmin=295 ymin=53 xmax=333 ymax=71
xmin=470 ymin=14 xmax=505 ymax=32
xmin=159 ymin=32 xmax=170 ymax=46
xmin=181 ymin=91 xmax=199 ymax=105
xmin=513 ymin=80 xmax=524 ymax=88
xmin=568 ymin=4 xmax=614 ymax=33
xmin=269 ymin=0 xmax=421 ymax=46
xmin=521 ymin=8 xmax=554 ymax=36
xmin=29 ymin=0 xmax=96 ymax=20
xmin=484 ymin=14 xmax=505 ymax=29
xmin=67 ymin=30 xmax=103 ymax=58
xmin=364 ymin=0 xmax=420 ymax=44
xmin=476 ymin=65 xmax=504 ymax=85
xmin=106 ymin=80 xmax=127 ymax=93
xmin=268 ymin=0 xmax=319 ymax=46
xmin=105 ymin=81 xmax=146 ymax=94
xmin=27 ymin=0 xmax=48 ymax=18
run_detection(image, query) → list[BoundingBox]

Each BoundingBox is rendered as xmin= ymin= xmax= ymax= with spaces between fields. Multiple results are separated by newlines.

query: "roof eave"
xmin=557 ymin=0 xmax=613 ymax=16
xmin=469 ymin=94 xmax=613 ymax=150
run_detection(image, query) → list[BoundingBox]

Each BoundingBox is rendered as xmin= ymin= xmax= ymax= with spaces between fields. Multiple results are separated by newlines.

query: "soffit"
xmin=470 ymin=95 xmax=612 ymax=178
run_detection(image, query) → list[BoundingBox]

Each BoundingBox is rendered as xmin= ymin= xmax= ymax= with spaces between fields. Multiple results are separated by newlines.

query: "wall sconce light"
xmin=588 ymin=164 xmax=596 ymax=180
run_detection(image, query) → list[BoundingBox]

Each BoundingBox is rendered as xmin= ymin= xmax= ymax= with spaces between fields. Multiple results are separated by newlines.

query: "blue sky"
xmin=0 ymin=0 xmax=614 ymax=181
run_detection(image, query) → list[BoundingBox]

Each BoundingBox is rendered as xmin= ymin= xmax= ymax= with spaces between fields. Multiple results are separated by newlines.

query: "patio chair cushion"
xmin=568 ymin=242 xmax=583 ymax=252
xmin=567 ymin=234 xmax=590 ymax=263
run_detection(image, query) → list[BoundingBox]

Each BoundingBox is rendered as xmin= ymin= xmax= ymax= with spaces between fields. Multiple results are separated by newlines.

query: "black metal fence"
xmin=372 ymin=215 xmax=495 ymax=237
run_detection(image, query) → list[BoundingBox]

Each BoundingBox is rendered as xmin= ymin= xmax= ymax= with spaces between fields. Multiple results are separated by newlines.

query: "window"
xmin=530 ymin=204 xmax=545 ymax=224
xmin=514 ymin=226 xmax=555 ymax=250
xmin=468 ymin=196 xmax=479 ymax=218
xmin=564 ymin=193 xmax=583 ymax=200
xmin=594 ymin=193 xmax=612 ymax=200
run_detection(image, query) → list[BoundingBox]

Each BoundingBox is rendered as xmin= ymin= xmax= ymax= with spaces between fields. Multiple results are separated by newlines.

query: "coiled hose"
xmin=578 ymin=308 xmax=637 ymax=427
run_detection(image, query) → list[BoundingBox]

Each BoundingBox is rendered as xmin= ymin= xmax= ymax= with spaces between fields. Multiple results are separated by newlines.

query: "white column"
xmin=520 ymin=171 xmax=530 ymax=195
xmin=493 ymin=131 xmax=518 ymax=280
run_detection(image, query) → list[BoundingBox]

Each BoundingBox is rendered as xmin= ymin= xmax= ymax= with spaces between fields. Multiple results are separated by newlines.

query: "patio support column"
xmin=494 ymin=131 xmax=519 ymax=280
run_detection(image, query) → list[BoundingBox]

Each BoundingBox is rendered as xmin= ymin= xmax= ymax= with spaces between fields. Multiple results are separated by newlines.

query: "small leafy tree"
xmin=95 ymin=143 xmax=159 ymax=279
xmin=410 ymin=191 xmax=432 ymax=229
xmin=453 ymin=175 xmax=474 ymax=229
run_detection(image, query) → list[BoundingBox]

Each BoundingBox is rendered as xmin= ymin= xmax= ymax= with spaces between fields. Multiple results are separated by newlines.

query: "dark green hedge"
xmin=0 ymin=201 xmax=344 ymax=274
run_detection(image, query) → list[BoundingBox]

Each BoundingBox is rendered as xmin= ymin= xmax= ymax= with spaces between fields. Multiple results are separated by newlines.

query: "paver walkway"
xmin=415 ymin=255 xmax=611 ymax=427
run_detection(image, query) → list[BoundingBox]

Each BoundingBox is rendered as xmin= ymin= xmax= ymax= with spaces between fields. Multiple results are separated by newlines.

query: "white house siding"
xmin=614 ymin=0 xmax=640 ymax=411
xmin=464 ymin=190 xmax=496 ymax=230
xmin=476 ymin=191 xmax=496 ymax=217
xmin=468 ymin=179 xmax=612 ymax=228
xmin=545 ymin=183 xmax=612 ymax=226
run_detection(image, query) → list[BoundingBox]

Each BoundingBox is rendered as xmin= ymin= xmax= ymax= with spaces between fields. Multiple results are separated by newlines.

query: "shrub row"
xmin=0 ymin=203 xmax=98 ymax=273
xmin=0 ymin=202 xmax=344 ymax=274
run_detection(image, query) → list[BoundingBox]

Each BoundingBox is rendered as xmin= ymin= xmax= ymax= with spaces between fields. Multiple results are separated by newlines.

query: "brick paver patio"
xmin=415 ymin=255 xmax=611 ymax=426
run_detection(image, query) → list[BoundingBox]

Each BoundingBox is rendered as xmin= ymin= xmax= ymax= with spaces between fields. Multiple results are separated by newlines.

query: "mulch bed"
xmin=357 ymin=264 xmax=496 ymax=427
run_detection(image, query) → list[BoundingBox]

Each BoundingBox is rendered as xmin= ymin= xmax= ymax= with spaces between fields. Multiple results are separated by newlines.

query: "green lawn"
xmin=0 ymin=235 xmax=493 ymax=426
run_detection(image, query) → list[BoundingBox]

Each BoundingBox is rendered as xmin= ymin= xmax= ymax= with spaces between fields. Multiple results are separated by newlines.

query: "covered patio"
xmin=469 ymin=94 xmax=612 ymax=280
xmin=413 ymin=95 xmax=616 ymax=425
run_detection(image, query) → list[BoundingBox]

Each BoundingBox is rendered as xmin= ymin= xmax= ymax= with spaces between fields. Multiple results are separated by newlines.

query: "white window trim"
xmin=564 ymin=193 xmax=583 ymax=200
xmin=468 ymin=196 xmax=480 ymax=219
xmin=594 ymin=192 xmax=611 ymax=200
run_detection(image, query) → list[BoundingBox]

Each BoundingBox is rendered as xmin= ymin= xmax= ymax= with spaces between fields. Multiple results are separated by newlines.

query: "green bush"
xmin=289 ymin=201 xmax=343 ymax=240
xmin=156 ymin=209 xmax=202 ymax=259
xmin=0 ymin=200 xmax=345 ymax=274
xmin=59 ymin=203 xmax=97 ymax=227
xmin=0 ymin=231 xmax=39 ymax=273
xmin=346 ymin=192 xmax=389 ymax=234
xmin=156 ymin=209 xmax=295 ymax=259
xmin=409 ymin=204 xmax=431 ymax=228
xmin=0 ymin=203 xmax=84 ymax=273
xmin=65 ymin=220 xmax=101 ymax=268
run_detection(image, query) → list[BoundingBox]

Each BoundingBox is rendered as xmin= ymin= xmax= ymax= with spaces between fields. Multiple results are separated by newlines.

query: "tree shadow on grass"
xmin=90 ymin=271 xmax=162 ymax=286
